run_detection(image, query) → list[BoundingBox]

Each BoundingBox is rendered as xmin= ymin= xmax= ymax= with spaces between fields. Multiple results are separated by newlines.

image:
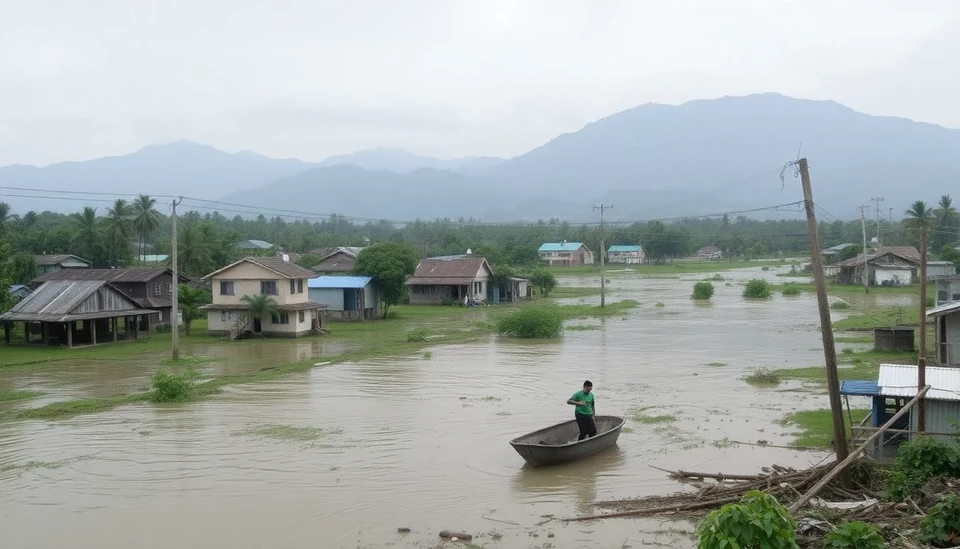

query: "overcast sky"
xmin=2 ymin=0 xmax=958 ymax=167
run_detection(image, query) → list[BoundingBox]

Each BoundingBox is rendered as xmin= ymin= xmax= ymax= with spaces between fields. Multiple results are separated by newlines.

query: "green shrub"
xmin=743 ymin=279 xmax=773 ymax=299
xmin=824 ymin=521 xmax=885 ymax=549
xmin=928 ymin=296 xmax=936 ymax=308
xmin=781 ymin=285 xmax=801 ymax=297
xmin=495 ymin=305 xmax=564 ymax=339
xmin=831 ymin=300 xmax=851 ymax=310
xmin=692 ymin=282 xmax=714 ymax=300
xmin=697 ymin=490 xmax=798 ymax=549
xmin=920 ymin=493 xmax=960 ymax=546
xmin=406 ymin=328 xmax=429 ymax=343
xmin=150 ymin=369 xmax=199 ymax=402
xmin=761 ymin=266 xmax=770 ymax=271
xmin=888 ymin=436 xmax=960 ymax=500
xmin=744 ymin=368 xmax=781 ymax=388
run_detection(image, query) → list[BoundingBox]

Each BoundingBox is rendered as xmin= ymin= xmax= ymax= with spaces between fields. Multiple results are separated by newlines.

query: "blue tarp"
xmin=839 ymin=380 xmax=880 ymax=396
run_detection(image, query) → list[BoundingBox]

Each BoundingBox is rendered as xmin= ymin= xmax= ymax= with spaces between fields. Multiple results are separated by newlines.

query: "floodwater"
xmin=2 ymin=265 xmax=869 ymax=549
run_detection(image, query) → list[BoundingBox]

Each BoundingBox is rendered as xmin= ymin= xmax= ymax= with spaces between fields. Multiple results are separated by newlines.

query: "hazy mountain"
xmin=0 ymin=141 xmax=318 ymax=213
xmin=6 ymin=94 xmax=960 ymax=222
xmin=318 ymin=147 xmax=505 ymax=175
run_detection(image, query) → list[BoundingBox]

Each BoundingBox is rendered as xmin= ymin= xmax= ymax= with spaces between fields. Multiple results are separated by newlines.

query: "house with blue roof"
xmin=308 ymin=276 xmax=378 ymax=321
xmin=8 ymin=284 xmax=32 ymax=302
xmin=538 ymin=242 xmax=594 ymax=267
xmin=607 ymin=245 xmax=645 ymax=265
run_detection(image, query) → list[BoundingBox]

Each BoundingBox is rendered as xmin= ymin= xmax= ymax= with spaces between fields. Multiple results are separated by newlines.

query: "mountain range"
xmin=3 ymin=93 xmax=959 ymax=222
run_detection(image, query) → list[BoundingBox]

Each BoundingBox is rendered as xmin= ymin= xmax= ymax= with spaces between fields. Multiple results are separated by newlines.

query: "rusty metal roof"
xmin=33 ymin=267 xmax=177 ymax=284
xmin=33 ymin=254 xmax=91 ymax=266
xmin=0 ymin=280 xmax=154 ymax=322
xmin=411 ymin=257 xmax=491 ymax=281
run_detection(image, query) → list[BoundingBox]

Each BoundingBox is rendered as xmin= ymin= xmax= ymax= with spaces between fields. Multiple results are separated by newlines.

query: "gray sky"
xmin=1 ymin=0 xmax=958 ymax=167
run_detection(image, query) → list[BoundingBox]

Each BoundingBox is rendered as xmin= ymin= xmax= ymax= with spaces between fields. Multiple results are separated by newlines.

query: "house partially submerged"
xmin=311 ymin=247 xmax=364 ymax=275
xmin=34 ymin=254 xmax=91 ymax=274
xmin=538 ymin=242 xmax=594 ymax=266
xmin=821 ymin=243 xmax=857 ymax=262
xmin=606 ymin=245 xmax=645 ymax=264
xmin=407 ymin=257 xmax=493 ymax=305
xmin=1 ymin=281 xmax=155 ymax=347
xmin=696 ymin=246 xmax=723 ymax=260
xmin=201 ymin=257 xmax=325 ymax=338
xmin=31 ymin=268 xmax=187 ymax=330
xmin=308 ymin=276 xmax=378 ymax=320
xmin=837 ymin=246 xmax=921 ymax=286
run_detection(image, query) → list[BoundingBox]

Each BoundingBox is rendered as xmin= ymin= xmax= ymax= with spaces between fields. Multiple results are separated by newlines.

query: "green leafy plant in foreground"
xmin=697 ymin=490 xmax=798 ymax=549
xmin=920 ymin=493 xmax=960 ymax=547
xmin=692 ymin=281 xmax=714 ymax=300
xmin=151 ymin=369 xmax=200 ymax=402
xmin=824 ymin=521 xmax=885 ymax=549
xmin=887 ymin=436 xmax=960 ymax=501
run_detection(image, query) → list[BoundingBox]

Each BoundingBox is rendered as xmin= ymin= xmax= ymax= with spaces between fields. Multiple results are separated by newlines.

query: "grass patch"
xmin=706 ymin=361 xmax=728 ymax=367
xmin=835 ymin=335 xmax=873 ymax=344
xmin=0 ymin=390 xmax=43 ymax=402
xmin=630 ymin=406 xmax=677 ymax=424
xmin=779 ymin=408 xmax=870 ymax=448
xmin=550 ymin=286 xmax=603 ymax=298
xmin=495 ymin=304 xmax=565 ymax=339
xmin=567 ymin=324 xmax=601 ymax=331
xmin=1 ymin=460 xmax=64 ymax=472
xmin=744 ymin=368 xmax=781 ymax=388
xmin=405 ymin=328 xmax=429 ymax=342
xmin=775 ymin=349 xmax=916 ymax=385
xmin=12 ymin=394 xmax=151 ymax=420
xmin=160 ymin=355 xmax=216 ymax=366
xmin=150 ymin=369 xmax=201 ymax=402
xmin=833 ymin=306 xmax=918 ymax=331
xmin=781 ymin=284 xmax=802 ymax=297
xmin=712 ymin=437 xmax=736 ymax=449
xmin=236 ymin=424 xmax=342 ymax=442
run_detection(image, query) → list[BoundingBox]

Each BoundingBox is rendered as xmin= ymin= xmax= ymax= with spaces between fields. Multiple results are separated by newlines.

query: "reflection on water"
xmin=1 ymin=267 xmax=842 ymax=548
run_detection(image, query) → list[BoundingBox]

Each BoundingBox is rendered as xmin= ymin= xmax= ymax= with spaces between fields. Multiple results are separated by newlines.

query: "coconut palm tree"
xmin=177 ymin=284 xmax=211 ymax=336
xmin=240 ymin=294 xmax=278 ymax=335
xmin=104 ymin=199 xmax=133 ymax=267
xmin=177 ymin=224 xmax=213 ymax=276
xmin=132 ymin=194 xmax=160 ymax=262
xmin=934 ymin=195 xmax=958 ymax=252
xmin=70 ymin=207 xmax=103 ymax=262
xmin=0 ymin=201 xmax=17 ymax=236
xmin=904 ymin=200 xmax=936 ymax=432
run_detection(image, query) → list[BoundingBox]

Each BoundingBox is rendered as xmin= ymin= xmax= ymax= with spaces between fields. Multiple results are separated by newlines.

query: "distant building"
xmin=696 ymin=246 xmax=723 ymax=260
xmin=139 ymin=254 xmax=169 ymax=264
xmin=837 ymin=246 xmax=921 ymax=286
xmin=8 ymin=284 xmax=32 ymax=301
xmin=821 ymin=243 xmax=857 ymax=262
xmin=934 ymin=275 xmax=960 ymax=307
xmin=606 ymin=245 xmax=645 ymax=264
xmin=407 ymin=257 xmax=493 ymax=305
xmin=538 ymin=242 xmax=594 ymax=266
xmin=236 ymin=240 xmax=275 ymax=251
xmin=311 ymin=247 xmax=364 ymax=275
xmin=927 ymin=261 xmax=957 ymax=279
xmin=308 ymin=275 xmax=378 ymax=321
xmin=34 ymin=254 xmax=91 ymax=274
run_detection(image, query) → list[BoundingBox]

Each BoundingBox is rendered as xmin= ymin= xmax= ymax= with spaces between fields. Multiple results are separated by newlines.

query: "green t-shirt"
xmin=571 ymin=390 xmax=594 ymax=416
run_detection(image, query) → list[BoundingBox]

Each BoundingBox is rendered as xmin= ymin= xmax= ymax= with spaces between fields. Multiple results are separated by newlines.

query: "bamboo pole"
xmin=788 ymin=385 xmax=931 ymax=513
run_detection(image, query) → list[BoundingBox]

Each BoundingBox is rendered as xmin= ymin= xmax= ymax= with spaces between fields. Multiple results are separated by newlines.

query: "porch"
xmin=2 ymin=313 xmax=154 ymax=348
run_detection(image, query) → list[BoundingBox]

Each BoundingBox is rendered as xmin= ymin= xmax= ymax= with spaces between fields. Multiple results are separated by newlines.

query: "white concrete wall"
xmin=875 ymin=268 xmax=912 ymax=286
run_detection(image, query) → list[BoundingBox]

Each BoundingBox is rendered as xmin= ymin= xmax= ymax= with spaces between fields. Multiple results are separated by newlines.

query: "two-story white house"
xmin=201 ymin=257 xmax=325 ymax=339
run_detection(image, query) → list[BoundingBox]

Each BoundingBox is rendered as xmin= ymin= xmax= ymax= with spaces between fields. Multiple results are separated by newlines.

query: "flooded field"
xmin=0 ymin=266 xmax=895 ymax=548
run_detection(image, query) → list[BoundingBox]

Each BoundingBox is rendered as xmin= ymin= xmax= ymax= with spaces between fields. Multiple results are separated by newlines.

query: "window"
xmin=159 ymin=311 xmax=163 ymax=322
xmin=298 ymin=311 xmax=305 ymax=323
xmin=474 ymin=281 xmax=482 ymax=295
xmin=297 ymin=279 xmax=304 ymax=293
xmin=290 ymin=280 xmax=296 ymax=294
xmin=220 ymin=281 xmax=235 ymax=296
xmin=220 ymin=311 xmax=232 ymax=322
xmin=167 ymin=283 xmax=172 ymax=294
xmin=261 ymin=280 xmax=278 ymax=295
xmin=154 ymin=284 xmax=161 ymax=296
xmin=272 ymin=312 xmax=289 ymax=324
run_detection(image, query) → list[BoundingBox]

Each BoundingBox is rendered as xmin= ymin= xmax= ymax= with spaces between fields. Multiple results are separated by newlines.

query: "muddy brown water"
xmin=1 ymin=266 xmax=886 ymax=548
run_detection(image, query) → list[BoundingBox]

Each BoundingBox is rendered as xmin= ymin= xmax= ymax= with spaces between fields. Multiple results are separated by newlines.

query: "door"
xmin=254 ymin=318 xmax=262 ymax=332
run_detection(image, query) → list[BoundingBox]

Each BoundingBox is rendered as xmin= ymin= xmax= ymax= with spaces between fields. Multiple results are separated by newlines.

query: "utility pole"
xmin=859 ymin=205 xmax=870 ymax=294
xmin=170 ymin=197 xmax=182 ymax=361
xmin=872 ymin=196 xmax=884 ymax=245
xmin=797 ymin=158 xmax=849 ymax=464
xmin=593 ymin=204 xmax=612 ymax=308
xmin=919 ymin=222 xmax=929 ymax=432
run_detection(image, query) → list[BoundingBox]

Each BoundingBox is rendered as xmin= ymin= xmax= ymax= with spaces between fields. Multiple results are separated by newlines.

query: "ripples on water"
xmin=1 ymin=267 xmax=839 ymax=548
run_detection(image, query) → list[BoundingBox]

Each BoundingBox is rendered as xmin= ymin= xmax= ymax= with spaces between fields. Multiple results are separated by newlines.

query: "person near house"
xmin=567 ymin=380 xmax=597 ymax=440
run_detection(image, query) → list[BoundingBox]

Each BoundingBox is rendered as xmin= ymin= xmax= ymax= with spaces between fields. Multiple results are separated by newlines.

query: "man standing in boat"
xmin=567 ymin=380 xmax=597 ymax=440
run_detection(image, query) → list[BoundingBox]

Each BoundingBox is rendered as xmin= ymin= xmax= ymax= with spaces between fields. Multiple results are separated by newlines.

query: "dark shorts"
xmin=575 ymin=412 xmax=597 ymax=440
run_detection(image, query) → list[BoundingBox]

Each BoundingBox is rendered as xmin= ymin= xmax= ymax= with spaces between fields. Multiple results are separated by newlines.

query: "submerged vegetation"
xmin=744 ymin=368 xmax=781 ymax=388
xmin=742 ymin=278 xmax=773 ymax=299
xmin=495 ymin=304 xmax=565 ymax=339
xmin=150 ymin=369 xmax=201 ymax=402
xmin=692 ymin=281 xmax=714 ymax=300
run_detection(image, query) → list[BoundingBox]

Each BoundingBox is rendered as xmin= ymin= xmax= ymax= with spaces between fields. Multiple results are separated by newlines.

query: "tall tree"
xmin=177 ymin=284 xmax=212 ymax=335
xmin=132 ymin=194 xmax=161 ymax=262
xmin=934 ymin=194 xmax=958 ymax=252
xmin=353 ymin=242 xmax=419 ymax=318
xmin=177 ymin=224 xmax=213 ymax=276
xmin=104 ymin=199 xmax=133 ymax=267
xmin=0 ymin=242 xmax=13 ymax=313
xmin=904 ymin=199 xmax=936 ymax=432
xmin=70 ymin=207 xmax=103 ymax=262
xmin=0 ymin=202 xmax=16 ymax=237
xmin=9 ymin=253 xmax=39 ymax=284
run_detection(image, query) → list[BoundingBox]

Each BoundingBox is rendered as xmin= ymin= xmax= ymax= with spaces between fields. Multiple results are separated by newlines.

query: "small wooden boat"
xmin=509 ymin=415 xmax=625 ymax=467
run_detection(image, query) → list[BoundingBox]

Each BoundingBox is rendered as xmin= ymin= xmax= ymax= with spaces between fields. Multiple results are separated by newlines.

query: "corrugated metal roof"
xmin=0 ymin=281 xmax=152 ymax=322
xmin=928 ymin=301 xmax=960 ymax=317
xmin=406 ymin=276 xmax=476 ymax=286
xmin=539 ymin=242 xmax=586 ymax=252
xmin=308 ymin=276 xmax=372 ymax=289
xmin=411 ymin=257 xmax=491 ymax=279
xmin=34 ymin=254 xmax=91 ymax=266
xmin=34 ymin=268 xmax=175 ymax=284
xmin=878 ymin=363 xmax=960 ymax=401
xmin=607 ymin=245 xmax=641 ymax=252
xmin=236 ymin=240 xmax=275 ymax=249
xmin=203 ymin=257 xmax=316 ymax=280
xmin=839 ymin=380 xmax=880 ymax=396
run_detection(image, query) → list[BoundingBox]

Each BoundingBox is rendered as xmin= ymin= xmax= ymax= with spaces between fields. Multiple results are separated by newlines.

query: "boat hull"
xmin=509 ymin=415 xmax=625 ymax=467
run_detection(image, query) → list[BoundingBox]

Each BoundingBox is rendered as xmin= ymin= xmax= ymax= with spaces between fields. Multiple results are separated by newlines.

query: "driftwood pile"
xmin=566 ymin=459 xmax=930 ymax=548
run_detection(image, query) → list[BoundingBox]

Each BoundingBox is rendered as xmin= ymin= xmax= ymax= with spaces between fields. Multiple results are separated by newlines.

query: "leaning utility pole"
xmin=859 ymin=204 xmax=870 ymax=294
xmin=594 ymin=204 xmax=613 ymax=308
xmin=170 ymin=197 xmax=183 ymax=361
xmin=796 ymin=159 xmax=849 ymax=463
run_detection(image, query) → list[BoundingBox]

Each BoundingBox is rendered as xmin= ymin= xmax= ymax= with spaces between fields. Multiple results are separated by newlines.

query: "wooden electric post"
xmin=594 ymin=204 xmax=612 ymax=308
xmin=797 ymin=158 xmax=849 ymax=462
xmin=170 ymin=197 xmax=182 ymax=361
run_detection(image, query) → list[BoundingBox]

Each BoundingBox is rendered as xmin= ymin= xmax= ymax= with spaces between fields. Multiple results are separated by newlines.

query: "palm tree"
xmin=904 ymin=200 xmax=936 ymax=433
xmin=177 ymin=224 xmax=213 ymax=276
xmin=132 ymin=195 xmax=160 ymax=263
xmin=70 ymin=207 xmax=103 ymax=262
xmin=240 ymin=294 xmax=278 ymax=335
xmin=177 ymin=284 xmax=211 ymax=336
xmin=104 ymin=199 xmax=133 ymax=267
xmin=934 ymin=195 xmax=958 ymax=251
xmin=0 ymin=202 xmax=17 ymax=236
